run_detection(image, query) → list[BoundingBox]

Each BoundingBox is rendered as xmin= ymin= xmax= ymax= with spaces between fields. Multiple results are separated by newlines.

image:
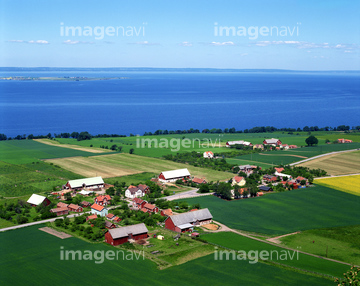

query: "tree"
xmin=77 ymin=131 xmax=92 ymax=141
xmin=129 ymin=148 xmax=134 ymax=154
xmin=305 ymin=135 xmax=318 ymax=146
xmin=198 ymin=184 xmax=210 ymax=193
xmin=334 ymin=266 xmax=360 ymax=285
xmin=110 ymin=144 xmax=118 ymax=151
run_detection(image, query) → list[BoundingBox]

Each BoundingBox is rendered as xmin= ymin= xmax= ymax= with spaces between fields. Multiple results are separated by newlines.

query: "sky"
xmin=0 ymin=0 xmax=359 ymax=70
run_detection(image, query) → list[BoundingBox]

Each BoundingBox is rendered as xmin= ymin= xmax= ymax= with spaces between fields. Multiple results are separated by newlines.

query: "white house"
xmin=125 ymin=185 xmax=145 ymax=199
xmin=158 ymin=168 xmax=191 ymax=183
xmin=203 ymin=151 xmax=214 ymax=158
xmin=91 ymin=203 xmax=108 ymax=217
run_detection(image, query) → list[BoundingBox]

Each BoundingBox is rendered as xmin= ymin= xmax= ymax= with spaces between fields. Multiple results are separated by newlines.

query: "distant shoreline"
xmin=0 ymin=76 xmax=129 ymax=81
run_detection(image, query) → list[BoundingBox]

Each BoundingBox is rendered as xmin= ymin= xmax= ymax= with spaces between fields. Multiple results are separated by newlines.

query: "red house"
xmin=138 ymin=184 xmax=150 ymax=195
xmin=105 ymin=223 xmax=148 ymax=246
xmin=263 ymin=174 xmax=277 ymax=182
xmin=95 ymin=195 xmax=111 ymax=206
xmin=86 ymin=214 xmax=98 ymax=221
xmin=105 ymin=221 xmax=116 ymax=229
xmin=192 ymin=177 xmax=207 ymax=184
xmin=81 ymin=201 xmax=91 ymax=207
xmin=68 ymin=204 xmax=83 ymax=212
xmin=57 ymin=202 xmax=68 ymax=208
xmin=143 ymin=203 xmax=159 ymax=213
xmin=263 ymin=138 xmax=282 ymax=146
xmin=106 ymin=213 xmax=115 ymax=220
xmin=132 ymin=198 xmax=147 ymax=209
xmin=165 ymin=208 xmax=213 ymax=233
xmin=50 ymin=207 xmax=69 ymax=216
xmin=113 ymin=216 xmax=121 ymax=223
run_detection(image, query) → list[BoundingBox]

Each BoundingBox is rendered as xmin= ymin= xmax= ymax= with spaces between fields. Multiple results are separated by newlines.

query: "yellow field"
xmin=315 ymin=175 xmax=360 ymax=196
xmin=299 ymin=150 xmax=360 ymax=175
xmin=34 ymin=139 xmax=109 ymax=153
xmin=46 ymin=153 xmax=232 ymax=181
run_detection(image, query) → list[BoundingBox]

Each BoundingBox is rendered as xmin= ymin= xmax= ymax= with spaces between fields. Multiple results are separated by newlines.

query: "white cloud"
xmin=179 ymin=41 xmax=193 ymax=47
xmin=252 ymin=41 xmax=359 ymax=51
xmin=8 ymin=40 xmax=24 ymax=43
xmin=209 ymin=41 xmax=235 ymax=46
xmin=63 ymin=40 xmax=94 ymax=44
xmin=28 ymin=40 xmax=49 ymax=44
xmin=129 ymin=41 xmax=160 ymax=46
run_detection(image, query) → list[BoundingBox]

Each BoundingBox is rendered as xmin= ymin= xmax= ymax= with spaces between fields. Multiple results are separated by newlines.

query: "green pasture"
xmin=280 ymin=225 xmax=360 ymax=266
xmin=0 ymin=225 xmax=331 ymax=285
xmin=202 ymin=232 xmax=350 ymax=277
xmin=0 ymin=140 xmax=97 ymax=164
xmin=177 ymin=185 xmax=360 ymax=235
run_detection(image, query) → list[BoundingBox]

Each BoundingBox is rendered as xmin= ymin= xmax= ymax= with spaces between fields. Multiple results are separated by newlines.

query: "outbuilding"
xmin=105 ymin=223 xmax=148 ymax=246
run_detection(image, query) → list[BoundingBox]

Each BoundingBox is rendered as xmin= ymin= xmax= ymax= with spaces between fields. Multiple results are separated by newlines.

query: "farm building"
xmin=143 ymin=203 xmax=159 ymax=213
xmin=27 ymin=194 xmax=51 ymax=207
xmin=165 ymin=208 xmax=213 ymax=233
xmin=64 ymin=176 xmax=104 ymax=190
xmin=338 ymin=138 xmax=353 ymax=143
xmin=105 ymin=221 xmax=116 ymax=229
xmin=86 ymin=214 xmax=98 ymax=221
xmin=57 ymin=202 xmax=68 ymax=208
xmin=161 ymin=208 xmax=173 ymax=217
xmin=231 ymin=176 xmax=246 ymax=187
xmin=132 ymin=197 xmax=147 ymax=209
xmin=81 ymin=201 xmax=91 ymax=207
xmin=274 ymin=171 xmax=292 ymax=180
xmin=91 ymin=203 xmax=108 ymax=217
xmin=94 ymin=195 xmax=111 ymax=206
xmin=192 ymin=177 xmax=207 ymax=184
xmin=125 ymin=184 xmax=149 ymax=199
xmin=253 ymin=144 xmax=264 ymax=150
xmin=288 ymin=145 xmax=298 ymax=149
xmin=263 ymin=174 xmax=277 ymax=182
xmin=203 ymin=151 xmax=214 ymax=158
xmin=105 ymin=223 xmax=148 ymax=246
xmin=158 ymin=168 xmax=191 ymax=183
xmin=263 ymin=138 xmax=282 ymax=146
xmin=68 ymin=204 xmax=83 ymax=212
xmin=258 ymin=185 xmax=273 ymax=192
xmin=50 ymin=207 xmax=69 ymax=216
xmin=226 ymin=140 xmax=252 ymax=147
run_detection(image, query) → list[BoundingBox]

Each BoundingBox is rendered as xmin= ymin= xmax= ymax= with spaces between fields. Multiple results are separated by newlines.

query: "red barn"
xmin=105 ymin=223 xmax=148 ymax=246
xmin=27 ymin=194 xmax=51 ymax=207
xmin=158 ymin=168 xmax=191 ymax=183
xmin=263 ymin=138 xmax=282 ymax=146
xmin=68 ymin=204 xmax=83 ymax=212
xmin=50 ymin=207 xmax=69 ymax=216
xmin=164 ymin=208 xmax=213 ymax=233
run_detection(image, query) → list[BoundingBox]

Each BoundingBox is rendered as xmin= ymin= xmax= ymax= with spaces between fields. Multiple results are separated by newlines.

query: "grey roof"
xmin=108 ymin=223 xmax=148 ymax=239
xmin=177 ymin=223 xmax=194 ymax=229
xmin=169 ymin=208 xmax=212 ymax=227
xmin=264 ymin=138 xmax=280 ymax=144
xmin=239 ymin=164 xmax=252 ymax=169
xmin=259 ymin=186 xmax=271 ymax=191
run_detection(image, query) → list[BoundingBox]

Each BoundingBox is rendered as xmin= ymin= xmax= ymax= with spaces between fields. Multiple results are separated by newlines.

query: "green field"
xmin=0 ymin=225 xmax=331 ymax=285
xmin=177 ymin=185 xmax=360 ymax=235
xmin=52 ymin=131 xmax=360 ymax=158
xmin=229 ymin=142 xmax=360 ymax=167
xmin=0 ymin=140 xmax=98 ymax=164
xmin=280 ymin=225 xmax=360 ymax=266
xmin=202 ymin=232 xmax=350 ymax=277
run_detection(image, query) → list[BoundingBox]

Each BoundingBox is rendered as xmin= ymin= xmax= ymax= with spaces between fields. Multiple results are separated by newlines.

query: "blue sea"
xmin=0 ymin=70 xmax=359 ymax=137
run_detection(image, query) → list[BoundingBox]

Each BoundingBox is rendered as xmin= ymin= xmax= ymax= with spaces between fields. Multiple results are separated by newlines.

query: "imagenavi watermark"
xmin=136 ymin=137 xmax=221 ymax=152
xmin=60 ymin=247 xmax=145 ymax=264
xmin=214 ymin=247 xmax=299 ymax=264
xmin=214 ymin=22 xmax=301 ymax=40
xmin=60 ymin=22 xmax=146 ymax=40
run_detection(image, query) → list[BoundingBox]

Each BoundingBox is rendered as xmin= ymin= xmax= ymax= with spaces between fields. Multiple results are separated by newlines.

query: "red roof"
xmin=296 ymin=176 xmax=306 ymax=181
xmin=190 ymin=209 xmax=198 ymax=212
xmin=140 ymin=208 xmax=148 ymax=213
xmin=68 ymin=203 xmax=81 ymax=210
xmin=133 ymin=197 xmax=145 ymax=204
xmin=91 ymin=203 xmax=104 ymax=212
xmin=81 ymin=201 xmax=91 ymax=206
xmin=144 ymin=203 xmax=157 ymax=210
xmin=96 ymin=195 xmax=111 ymax=202
xmin=87 ymin=214 xmax=97 ymax=220
xmin=113 ymin=216 xmax=121 ymax=222
xmin=106 ymin=213 xmax=115 ymax=219
xmin=51 ymin=207 xmax=68 ymax=213
xmin=192 ymin=177 xmax=206 ymax=184
xmin=57 ymin=202 xmax=68 ymax=208
xmin=233 ymin=176 xmax=244 ymax=183
xmin=275 ymin=167 xmax=284 ymax=173
xmin=161 ymin=208 xmax=173 ymax=216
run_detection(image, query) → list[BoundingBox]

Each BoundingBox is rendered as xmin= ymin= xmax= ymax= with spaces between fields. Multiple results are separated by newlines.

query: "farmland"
xmin=228 ymin=142 xmax=360 ymax=167
xmin=315 ymin=175 xmax=360 ymax=196
xmin=280 ymin=225 xmax=360 ymax=266
xmin=176 ymin=185 xmax=360 ymax=235
xmin=300 ymin=151 xmax=360 ymax=175
xmin=46 ymin=153 xmax=233 ymax=181
xmin=0 ymin=225 xmax=332 ymax=285
xmin=202 ymin=232 xmax=350 ymax=277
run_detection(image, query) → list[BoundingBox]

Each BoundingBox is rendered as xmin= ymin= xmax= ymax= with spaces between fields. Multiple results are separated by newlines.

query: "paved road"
xmin=290 ymin=148 xmax=360 ymax=166
xmin=163 ymin=188 xmax=214 ymax=201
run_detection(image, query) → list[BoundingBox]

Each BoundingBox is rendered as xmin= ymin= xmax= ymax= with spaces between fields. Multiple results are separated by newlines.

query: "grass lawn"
xmin=280 ymin=225 xmax=360 ymax=266
xmin=176 ymin=185 xmax=360 ymax=235
xmin=46 ymin=153 xmax=233 ymax=181
xmin=301 ymin=151 xmax=360 ymax=176
xmin=202 ymin=232 xmax=350 ymax=278
xmin=315 ymin=175 xmax=360 ymax=196
xmin=0 ymin=225 xmax=332 ymax=285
